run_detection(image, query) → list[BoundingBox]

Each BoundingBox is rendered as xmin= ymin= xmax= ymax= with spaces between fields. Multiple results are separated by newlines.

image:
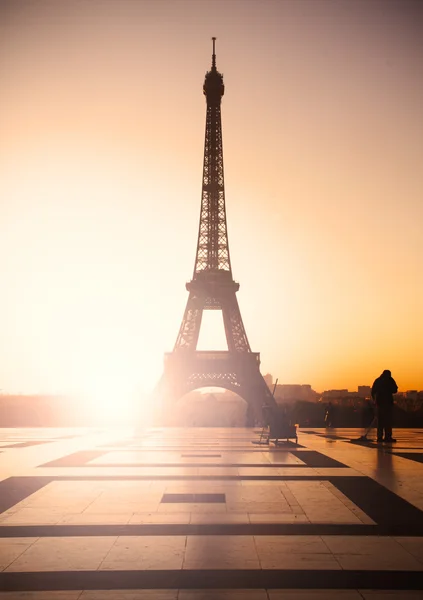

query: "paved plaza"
xmin=1 ymin=426 xmax=423 ymax=598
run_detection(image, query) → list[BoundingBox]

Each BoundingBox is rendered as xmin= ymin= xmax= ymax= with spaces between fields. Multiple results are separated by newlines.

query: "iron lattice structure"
xmin=156 ymin=39 xmax=275 ymax=424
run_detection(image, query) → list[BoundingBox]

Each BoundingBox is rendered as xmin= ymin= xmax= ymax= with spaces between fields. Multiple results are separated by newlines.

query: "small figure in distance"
xmin=325 ymin=401 xmax=335 ymax=428
xmin=371 ymin=369 xmax=398 ymax=443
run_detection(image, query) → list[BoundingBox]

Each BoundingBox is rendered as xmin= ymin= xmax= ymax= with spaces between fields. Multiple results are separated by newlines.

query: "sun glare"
xmin=81 ymin=375 xmax=136 ymax=425
xmin=66 ymin=327 xmax=154 ymax=427
xmin=0 ymin=151 xmax=170 ymax=407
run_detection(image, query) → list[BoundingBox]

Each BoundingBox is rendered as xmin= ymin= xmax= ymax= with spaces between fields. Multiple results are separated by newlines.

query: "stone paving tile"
xmin=129 ymin=512 xmax=191 ymax=524
xmin=262 ymin=552 xmax=341 ymax=570
xmin=83 ymin=503 xmax=159 ymax=514
xmin=89 ymin=452 xmax=151 ymax=464
xmin=255 ymin=535 xmax=341 ymax=570
xmin=227 ymin=501 xmax=293 ymax=514
xmin=5 ymin=536 xmax=117 ymax=572
xmin=0 ymin=508 xmax=72 ymax=525
xmin=189 ymin=512 xmax=249 ymax=524
xmin=224 ymin=486 xmax=286 ymax=502
xmin=394 ymin=536 xmax=423 ymax=563
xmin=100 ymin=536 xmax=186 ymax=570
xmin=303 ymin=507 xmax=363 ymax=524
xmin=91 ymin=489 xmax=162 ymax=501
xmin=281 ymin=483 xmax=363 ymax=524
xmin=278 ymin=485 xmax=301 ymax=505
xmin=183 ymin=535 xmax=259 ymax=569
xmin=162 ymin=483 xmax=234 ymax=492
xmin=59 ymin=513 xmax=133 ymax=524
xmin=322 ymin=535 xmax=423 ymax=570
xmin=275 ymin=468 xmax=318 ymax=476
xmin=0 ymin=538 xmax=38 ymax=571
xmin=240 ymin=480 xmax=288 ymax=486
xmin=197 ymin=467 xmax=239 ymax=476
xmin=248 ymin=513 xmax=309 ymax=523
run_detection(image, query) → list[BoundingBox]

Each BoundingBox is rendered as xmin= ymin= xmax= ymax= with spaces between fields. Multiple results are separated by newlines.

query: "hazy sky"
xmin=0 ymin=0 xmax=422 ymax=399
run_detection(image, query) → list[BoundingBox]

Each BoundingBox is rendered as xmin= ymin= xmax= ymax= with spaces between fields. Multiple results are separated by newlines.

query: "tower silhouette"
xmin=156 ymin=39 xmax=276 ymax=425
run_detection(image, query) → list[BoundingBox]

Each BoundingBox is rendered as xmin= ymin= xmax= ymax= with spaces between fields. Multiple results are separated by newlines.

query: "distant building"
xmin=275 ymin=384 xmax=318 ymax=403
xmin=263 ymin=373 xmax=273 ymax=391
xmin=322 ymin=389 xmax=349 ymax=399
xmin=358 ymin=386 xmax=371 ymax=398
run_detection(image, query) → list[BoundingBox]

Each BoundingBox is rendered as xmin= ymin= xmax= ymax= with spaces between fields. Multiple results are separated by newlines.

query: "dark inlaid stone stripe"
xmin=334 ymin=475 xmax=423 ymax=526
xmin=290 ymin=450 xmax=347 ymax=468
xmin=345 ymin=440 xmax=423 ymax=449
xmin=318 ymin=433 xmax=350 ymax=440
xmin=394 ymin=452 xmax=423 ymax=464
xmin=1 ymin=440 xmax=53 ymax=448
xmin=181 ymin=454 xmax=222 ymax=458
xmin=252 ymin=440 xmax=303 ymax=446
xmin=99 ymin=446 xmax=306 ymax=452
xmin=161 ymin=493 xmax=225 ymax=503
xmin=0 ymin=477 xmax=53 ymax=513
xmin=3 ymin=522 xmax=423 ymax=538
xmin=33 ymin=474 xmax=335 ymax=480
xmin=39 ymin=450 xmax=106 ymax=467
xmin=389 ymin=447 xmax=423 ymax=450
xmin=1 ymin=569 xmax=423 ymax=591
xmin=83 ymin=462 xmax=317 ymax=468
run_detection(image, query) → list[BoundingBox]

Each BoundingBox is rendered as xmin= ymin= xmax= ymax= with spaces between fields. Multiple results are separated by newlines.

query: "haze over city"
xmin=1 ymin=0 xmax=422 ymax=410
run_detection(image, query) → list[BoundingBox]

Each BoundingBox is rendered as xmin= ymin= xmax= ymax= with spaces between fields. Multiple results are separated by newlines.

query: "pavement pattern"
xmin=1 ymin=426 xmax=423 ymax=598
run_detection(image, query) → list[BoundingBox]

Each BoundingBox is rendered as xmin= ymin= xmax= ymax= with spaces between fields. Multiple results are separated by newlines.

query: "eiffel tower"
xmin=156 ymin=39 xmax=276 ymax=425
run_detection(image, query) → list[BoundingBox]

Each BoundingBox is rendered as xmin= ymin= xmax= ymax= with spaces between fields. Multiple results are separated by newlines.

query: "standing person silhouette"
xmin=325 ymin=402 xmax=335 ymax=428
xmin=371 ymin=370 xmax=398 ymax=443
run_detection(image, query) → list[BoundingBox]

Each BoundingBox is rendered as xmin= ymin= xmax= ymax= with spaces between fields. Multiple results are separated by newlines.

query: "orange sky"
xmin=0 ymin=0 xmax=422 ymax=398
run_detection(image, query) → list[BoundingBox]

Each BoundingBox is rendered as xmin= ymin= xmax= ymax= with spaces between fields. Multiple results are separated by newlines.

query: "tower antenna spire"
xmin=212 ymin=36 xmax=216 ymax=69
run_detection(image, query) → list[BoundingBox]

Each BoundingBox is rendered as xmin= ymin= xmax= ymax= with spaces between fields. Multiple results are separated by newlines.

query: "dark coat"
xmin=371 ymin=372 xmax=398 ymax=406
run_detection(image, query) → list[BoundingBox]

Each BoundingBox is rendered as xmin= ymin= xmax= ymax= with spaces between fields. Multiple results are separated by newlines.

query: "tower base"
xmin=155 ymin=351 xmax=276 ymax=426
